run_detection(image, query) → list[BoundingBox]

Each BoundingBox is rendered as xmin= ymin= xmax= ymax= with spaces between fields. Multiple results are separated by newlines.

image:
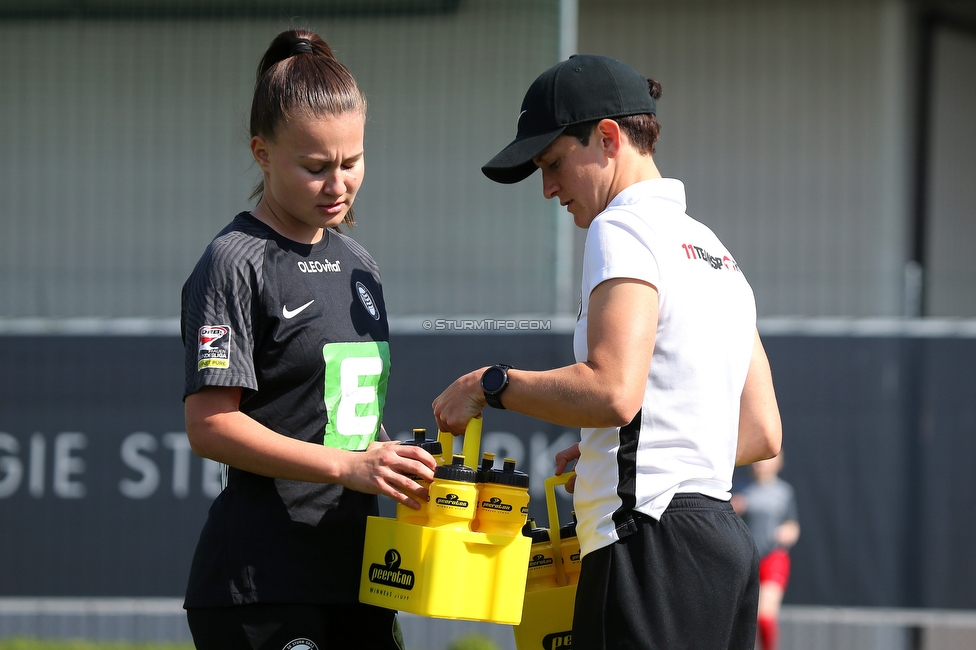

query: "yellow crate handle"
xmin=437 ymin=414 xmax=483 ymax=466
xmin=544 ymin=471 xmax=576 ymax=586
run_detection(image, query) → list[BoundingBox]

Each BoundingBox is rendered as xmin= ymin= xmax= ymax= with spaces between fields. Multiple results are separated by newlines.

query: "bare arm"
xmin=185 ymin=386 xmax=436 ymax=508
xmin=735 ymin=330 xmax=783 ymax=465
xmin=775 ymin=520 xmax=801 ymax=548
xmin=432 ymin=278 xmax=657 ymax=433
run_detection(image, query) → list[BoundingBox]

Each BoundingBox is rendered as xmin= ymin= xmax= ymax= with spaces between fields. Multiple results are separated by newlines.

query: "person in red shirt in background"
xmin=733 ymin=453 xmax=801 ymax=650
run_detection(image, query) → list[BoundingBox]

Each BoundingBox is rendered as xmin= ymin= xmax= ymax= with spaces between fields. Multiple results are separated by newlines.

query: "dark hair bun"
xmin=647 ymin=78 xmax=663 ymax=101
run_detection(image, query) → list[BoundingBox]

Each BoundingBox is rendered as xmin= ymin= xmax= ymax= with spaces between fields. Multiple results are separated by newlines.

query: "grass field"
xmin=0 ymin=641 xmax=194 ymax=650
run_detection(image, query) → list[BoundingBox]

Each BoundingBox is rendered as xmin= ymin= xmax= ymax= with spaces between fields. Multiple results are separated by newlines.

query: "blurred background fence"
xmin=2 ymin=0 xmax=976 ymax=648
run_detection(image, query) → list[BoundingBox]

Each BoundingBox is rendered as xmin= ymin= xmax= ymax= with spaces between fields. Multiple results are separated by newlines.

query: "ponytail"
xmin=616 ymin=79 xmax=662 ymax=155
xmin=647 ymin=78 xmax=663 ymax=101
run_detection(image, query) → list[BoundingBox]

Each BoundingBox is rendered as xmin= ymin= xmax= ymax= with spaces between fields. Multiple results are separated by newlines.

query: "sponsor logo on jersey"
xmin=197 ymin=325 xmax=231 ymax=370
xmin=368 ymin=549 xmax=415 ymax=590
xmin=681 ymin=243 xmax=740 ymax=272
xmin=282 ymin=299 xmax=314 ymax=319
xmin=356 ymin=281 xmax=381 ymax=320
xmin=322 ymin=341 xmax=391 ymax=450
xmin=543 ymin=631 xmax=573 ymax=649
xmin=297 ymin=259 xmax=341 ymax=273
xmin=282 ymin=639 xmax=318 ymax=650
xmin=480 ymin=496 xmax=513 ymax=512
xmin=434 ymin=493 xmax=469 ymax=508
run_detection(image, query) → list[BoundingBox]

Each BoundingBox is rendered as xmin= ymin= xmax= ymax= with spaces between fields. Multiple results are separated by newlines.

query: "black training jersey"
xmin=180 ymin=212 xmax=391 ymax=607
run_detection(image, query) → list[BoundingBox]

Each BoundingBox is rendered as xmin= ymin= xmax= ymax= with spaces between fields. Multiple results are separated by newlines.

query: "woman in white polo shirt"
xmin=433 ymin=54 xmax=782 ymax=649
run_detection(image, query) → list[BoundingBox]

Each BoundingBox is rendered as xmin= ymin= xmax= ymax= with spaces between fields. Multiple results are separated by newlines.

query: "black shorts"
xmin=573 ymin=494 xmax=759 ymax=650
xmin=186 ymin=602 xmax=403 ymax=650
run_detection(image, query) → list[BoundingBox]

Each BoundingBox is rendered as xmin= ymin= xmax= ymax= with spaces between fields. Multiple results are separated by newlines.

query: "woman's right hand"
xmin=340 ymin=441 xmax=438 ymax=509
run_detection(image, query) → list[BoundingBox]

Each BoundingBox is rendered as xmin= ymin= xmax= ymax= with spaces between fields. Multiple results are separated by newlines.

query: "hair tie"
xmin=290 ymin=38 xmax=313 ymax=56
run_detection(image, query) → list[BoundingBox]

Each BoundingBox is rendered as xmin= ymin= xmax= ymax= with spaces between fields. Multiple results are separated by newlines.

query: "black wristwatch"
xmin=481 ymin=364 xmax=513 ymax=410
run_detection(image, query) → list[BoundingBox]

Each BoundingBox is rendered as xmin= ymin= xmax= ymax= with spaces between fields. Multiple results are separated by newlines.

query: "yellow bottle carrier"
xmin=359 ymin=417 xmax=533 ymax=624
xmin=512 ymin=472 xmax=578 ymax=650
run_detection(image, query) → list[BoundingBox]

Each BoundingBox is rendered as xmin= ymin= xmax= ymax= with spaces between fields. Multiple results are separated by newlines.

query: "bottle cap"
xmin=433 ymin=454 xmax=476 ymax=482
xmin=401 ymin=428 xmax=442 ymax=456
xmin=528 ymin=526 xmax=551 ymax=544
xmin=559 ymin=511 xmax=578 ymax=539
xmin=476 ymin=452 xmax=496 ymax=482
xmin=486 ymin=457 xmax=529 ymax=488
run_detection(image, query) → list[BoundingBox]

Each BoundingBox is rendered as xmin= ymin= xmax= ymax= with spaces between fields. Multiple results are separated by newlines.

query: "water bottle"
xmin=395 ymin=428 xmax=442 ymax=526
xmin=523 ymin=519 xmax=560 ymax=591
xmin=475 ymin=458 xmax=530 ymax=536
xmin=558 ymin=511 xmax=581 ymax=585
xmin=426 ymin=454 xmax=478 ymax=531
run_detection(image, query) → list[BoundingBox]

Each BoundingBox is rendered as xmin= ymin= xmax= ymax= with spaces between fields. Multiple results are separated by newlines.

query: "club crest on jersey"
xmin=282 ymin=639 xmax=318 ymax=650
xmin=356 ymin=282 xmax=381 ymax=320
xmin=197 ymin=325 xmax=231 ymax=370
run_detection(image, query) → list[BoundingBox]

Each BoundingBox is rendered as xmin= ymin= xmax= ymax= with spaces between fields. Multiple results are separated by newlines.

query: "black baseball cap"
xmin=482 ymin=54 xmax=656 ymax=185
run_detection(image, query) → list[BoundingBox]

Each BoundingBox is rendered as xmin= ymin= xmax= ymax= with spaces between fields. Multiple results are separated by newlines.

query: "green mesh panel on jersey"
xmin=322 ymin=341 xmax=391 ymax=451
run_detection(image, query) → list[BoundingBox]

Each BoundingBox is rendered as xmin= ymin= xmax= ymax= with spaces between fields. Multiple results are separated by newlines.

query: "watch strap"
xmin=485 ymin=390 xmax=506 ymax=410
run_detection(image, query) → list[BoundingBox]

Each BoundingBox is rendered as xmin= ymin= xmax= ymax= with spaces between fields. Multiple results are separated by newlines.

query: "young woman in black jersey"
xmin=180 ymin=30 xmax=436 ymax=650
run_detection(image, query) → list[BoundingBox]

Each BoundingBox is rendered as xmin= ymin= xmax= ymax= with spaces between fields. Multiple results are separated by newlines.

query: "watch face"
xmin=482 ymin=366 xmax=506 ymax=393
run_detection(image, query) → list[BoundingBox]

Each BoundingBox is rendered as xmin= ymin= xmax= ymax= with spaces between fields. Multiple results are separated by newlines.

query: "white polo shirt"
xmin=572 ymin=178 xmax=757 ymax=557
